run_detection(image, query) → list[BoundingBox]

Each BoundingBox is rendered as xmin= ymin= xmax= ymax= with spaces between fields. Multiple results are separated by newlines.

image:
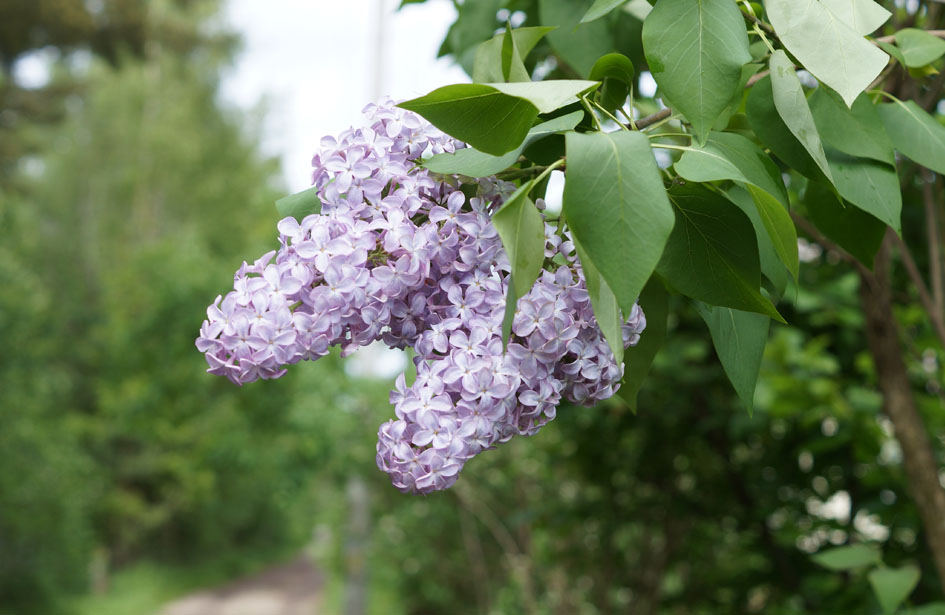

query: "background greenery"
xmin=1 ymin=0 xmax=943 ymax=614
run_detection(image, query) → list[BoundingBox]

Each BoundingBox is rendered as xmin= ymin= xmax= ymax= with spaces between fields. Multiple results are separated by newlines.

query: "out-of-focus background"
xmin=1 ymin=1 xmax=943 ymax=614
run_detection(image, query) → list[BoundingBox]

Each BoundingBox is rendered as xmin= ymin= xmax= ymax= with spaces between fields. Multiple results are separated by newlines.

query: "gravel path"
xmin=160 ymin=554 xmax=323 ymax=615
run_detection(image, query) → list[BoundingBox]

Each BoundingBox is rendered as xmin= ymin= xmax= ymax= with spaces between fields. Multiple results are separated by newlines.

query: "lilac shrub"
xmin=196 ymin=100 xmax=646 ymax=494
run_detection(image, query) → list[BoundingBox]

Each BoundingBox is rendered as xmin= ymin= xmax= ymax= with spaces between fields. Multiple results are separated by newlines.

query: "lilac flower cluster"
xmin=197 ymin=99 xmax=646 ymax=494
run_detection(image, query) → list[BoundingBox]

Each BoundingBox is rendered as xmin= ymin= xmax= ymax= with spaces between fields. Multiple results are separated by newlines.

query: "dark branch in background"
xmin=875 ymin=29 xmax=945 ymax=44
xmin=635 ymin=108 xmax=672 ymax=130
xmin=927 ymin=173 xmax=945 ymax=315
xmin=790 ymin=212 xmax=873 ymax=279
xmin=859 ymin=238 xmax=945 ymax=592
xmin=888 ymin=230 xmax=945 ymax=349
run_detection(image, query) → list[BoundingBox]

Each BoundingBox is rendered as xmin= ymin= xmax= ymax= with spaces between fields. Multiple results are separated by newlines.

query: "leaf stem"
xmin=618 ymin=103 xmax=637 ymax=130
xmin=646 ymin=132 xmax=692 ymax=140
xmin=532 ymin=158 xmax=566 ymax=186
xmin=579 ymin=95 xmax=603 ymax=131
xmin=590 ymin=99 xmax=631 ymax=131
xmin=650 ymin=143 xmax=697 ymax=153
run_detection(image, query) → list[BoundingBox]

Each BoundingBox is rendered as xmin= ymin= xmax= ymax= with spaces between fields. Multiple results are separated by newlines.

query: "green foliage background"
xmin=0 ymin=1 xmax=943 ymax=614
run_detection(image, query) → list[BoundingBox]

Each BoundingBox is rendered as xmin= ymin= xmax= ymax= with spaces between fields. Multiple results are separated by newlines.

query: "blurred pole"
xmin=342 ymin=4 xmax=386 ymax=614
xmin=371 ymin=0 xmax=387 ymax=100
xmin=343 ymin=475 xmax=370 ymax=615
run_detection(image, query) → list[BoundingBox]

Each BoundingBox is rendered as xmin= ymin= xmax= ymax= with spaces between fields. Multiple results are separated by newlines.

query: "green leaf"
xmin=723 ymin=186 xmax=791 ymax=299
xmin=622 ymin=0 xmax=653 ymax=20
xmin=811 ymin=544 xmax=882 ymax=570
xmin=672 ymin=131 xmax=799 ymax=281
xmin=489 ymin=80 xmax=600 ymax=114
xmin=825 ymin=148 xmax=902 ymax=234
xmin=713 ymin=63 xmax=763 ymax=132
xmin=901 ymin=603 xmax=945 ymax=615
xmin=472 ymin=26 xmax=557 ymax=83
xmin=745 ymin=79 xmax=902 ymax=234
xmin=399 ymin=81 xmax=595 ymax=156
xmin=869 ymin=566 xmax=921 ymax=615
xmin=502 ymin=277 xmax=518 ymax=348
xmin=766 ymin=0 xmax=889 ymax=107
xmin=563 ymin=130 xmax=675 ymax=317
xmin=441 ymin=0 xmax=504 ymax=73
xmin=424 ymin=111 xmax=583 ymax=177
xmin=501 ymin=23 xmax=530 ymax=82
xmin=695 ymin=302 xmax=770 ymax=415
xmin=618 ymin=277 xmax=668 ymax=412
xmin=642 ymin=0 xmax=751 ymax=144
xmin=275 ymin=186 xmax=321 ymax=220
xmin=582 ymin=0 xmax=628 ymax=23
xmin=895 ymin=28 xmax=945 ymax=68
xmin=746 ymin=76 xmax=826 ymax=180
xmin=655 ymin=183 xmax=783 ymax=321
xmin=573 ymin=236 xmax=624 ymax=364
xmin=876 ymin=99 xmax=945 ymax=175
xmin=589 ymin=53 xmax=636 ymax=112
xmin=877 ymin=40 xmax=907 ymax=67
xmin=820 ymin=0 xmax=891 ymax=35
xmin=540 ymin=0 xmax=614 ymax=77
xmin=809 ymin=87 xmax=896 ymax=166
xmin=769 ymin=50 xmax=834 ymax=182
xmin=399 ymin=84 xmax=538 ymax=156
xmin=492 ymin=180 xmax=546 ymax=300
xmin=804 ymin=180 xmax=886 ymax=268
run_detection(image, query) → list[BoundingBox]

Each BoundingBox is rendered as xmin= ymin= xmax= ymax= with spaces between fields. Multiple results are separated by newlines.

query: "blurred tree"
xmin=0 ymin=0 xmax=237 ymax=179
xmin=0 ymin=3 xmax=328 ymax=613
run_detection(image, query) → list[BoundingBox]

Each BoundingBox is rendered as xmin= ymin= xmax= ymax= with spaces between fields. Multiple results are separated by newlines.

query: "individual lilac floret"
xmin=197 ymin=98 xmax=646 ymax=494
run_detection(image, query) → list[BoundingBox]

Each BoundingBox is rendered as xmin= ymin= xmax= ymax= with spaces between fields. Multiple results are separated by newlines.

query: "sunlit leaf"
xmin=820 ymin=0 xmax=891 ymax=35
xmin=876 ymin=99 xmax=945 ymax=175
xmin=766 ymin=0 xmax=888 ymax=106
xmin=769 ymin=50 xmax=833 ymax=181
xmin=642 ymin=0 xmax=751 ymax=143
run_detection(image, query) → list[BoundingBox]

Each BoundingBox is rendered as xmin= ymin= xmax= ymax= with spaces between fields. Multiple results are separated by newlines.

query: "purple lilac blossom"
xmin=197 ymin=99 xmax=646 ymax=494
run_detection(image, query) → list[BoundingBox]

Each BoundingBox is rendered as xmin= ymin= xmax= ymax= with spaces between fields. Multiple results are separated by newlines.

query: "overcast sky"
xmin=220 ymin=0 xmax=469 ymax=193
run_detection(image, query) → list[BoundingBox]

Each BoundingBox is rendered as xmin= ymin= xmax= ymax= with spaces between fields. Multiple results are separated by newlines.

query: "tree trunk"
xmin=859 ymin=238 xmax=945 ymax=592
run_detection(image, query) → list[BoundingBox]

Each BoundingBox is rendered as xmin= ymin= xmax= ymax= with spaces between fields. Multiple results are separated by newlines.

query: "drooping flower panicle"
xmin=197 ymin=99 xmax=646 ymax=494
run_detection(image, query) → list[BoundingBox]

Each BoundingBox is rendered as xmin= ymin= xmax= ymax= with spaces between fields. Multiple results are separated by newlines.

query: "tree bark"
xmin=859 ymin=238 xmax=945 ymax=592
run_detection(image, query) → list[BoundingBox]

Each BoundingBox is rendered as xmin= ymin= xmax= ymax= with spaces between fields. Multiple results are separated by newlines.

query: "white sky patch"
xmin=543 ymin=170 xmax=565 ymax=216
xmin=12 ymin=48 xmax=57 ymax=89
xmin=344 ymin=342 xmax=408 ymax=380
xmin=637 ymin=71 xmax=657 ymax=98
xmin=221 ymin=0 xmax=468 ymax=192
